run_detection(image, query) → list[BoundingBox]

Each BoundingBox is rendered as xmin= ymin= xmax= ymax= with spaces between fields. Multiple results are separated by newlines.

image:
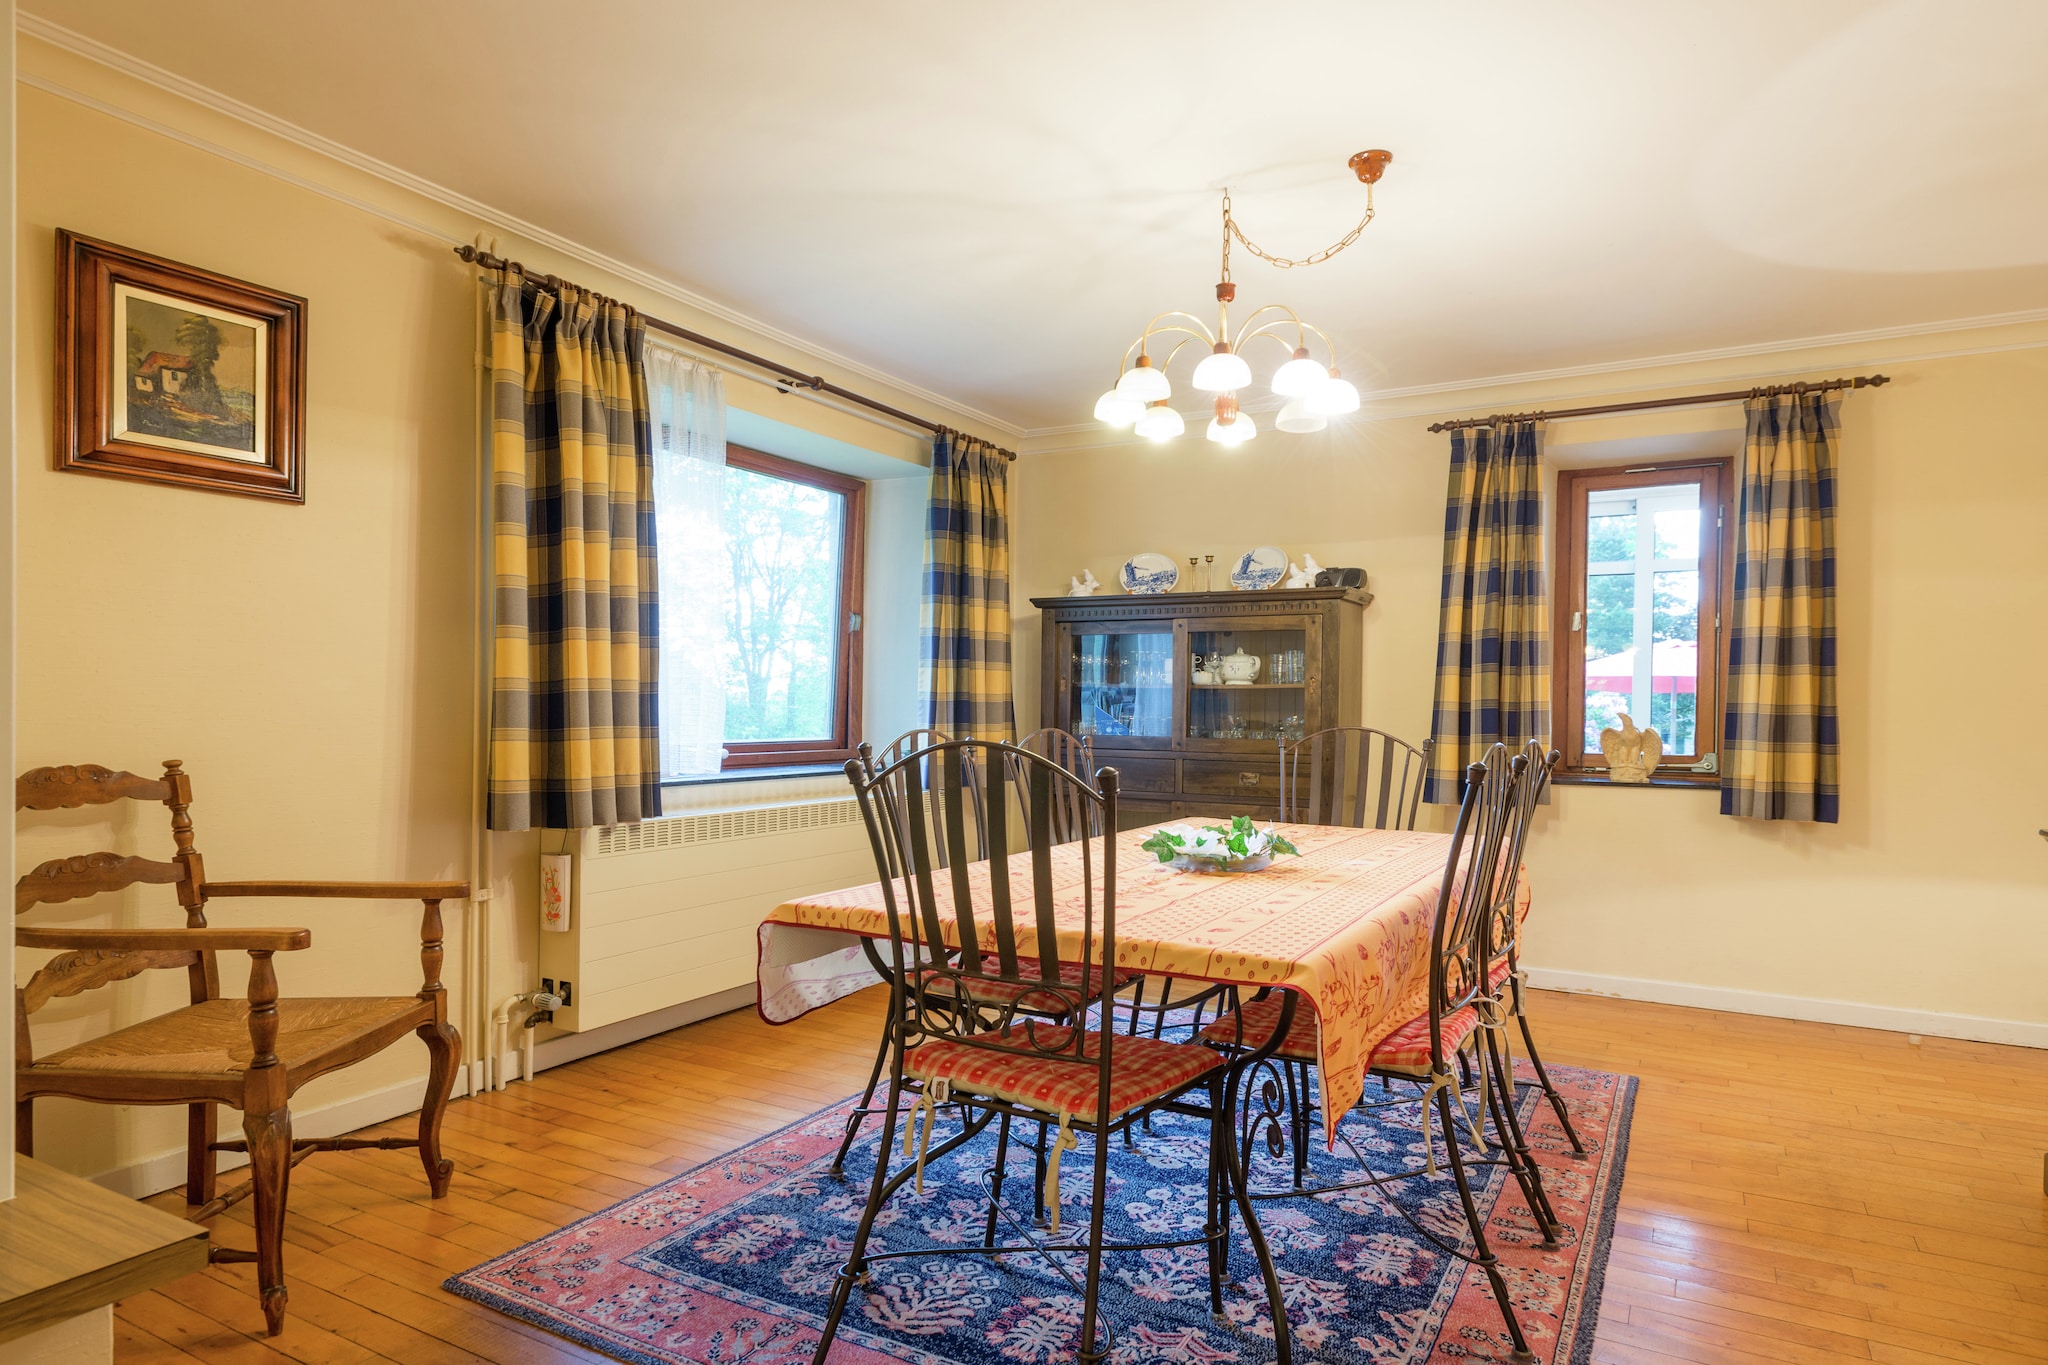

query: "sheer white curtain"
xmin=646 ymin=344 xmax=728 ymax=778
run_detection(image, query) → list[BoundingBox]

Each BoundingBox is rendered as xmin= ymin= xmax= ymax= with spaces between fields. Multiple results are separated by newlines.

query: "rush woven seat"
xmin=906 ymin=1025 xmax=1222 ymax=1125
xmin=30 ymin=997 xmax=428 ymax=1078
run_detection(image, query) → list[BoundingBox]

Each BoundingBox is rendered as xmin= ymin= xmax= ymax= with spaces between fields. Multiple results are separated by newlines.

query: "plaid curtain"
xmin=485 ymin=268 xmax=661 ymax=830
xmin=920 ymin=431 xmax=1016 ymax=742
xmin=1424 ymin=420 xmax=1550 ymax=804
xmin=1721 ymin=392 xmax=1839 ymax=822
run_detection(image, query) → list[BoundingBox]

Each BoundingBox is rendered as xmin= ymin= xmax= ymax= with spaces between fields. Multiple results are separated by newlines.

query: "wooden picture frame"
xmin=55 ymin=230 xmax=306 ymax=503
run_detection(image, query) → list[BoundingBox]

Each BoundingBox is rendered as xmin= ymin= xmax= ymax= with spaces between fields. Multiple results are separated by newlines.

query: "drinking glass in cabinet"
xmin=1071 ymin=630 xmax=1174 ymax=739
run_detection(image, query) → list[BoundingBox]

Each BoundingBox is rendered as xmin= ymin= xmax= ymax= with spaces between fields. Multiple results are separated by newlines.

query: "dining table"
xmin=756 ymin=819 xmax=1532 ymax=1363
xmin=757 ymin=820 xmax=1531 ymax=1152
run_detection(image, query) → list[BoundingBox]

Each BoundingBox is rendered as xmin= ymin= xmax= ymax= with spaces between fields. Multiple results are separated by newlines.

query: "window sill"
xmin=661 ymin=763 xmax=848 ymax=790
xmin=1552 ymin=770 xmax=1719 ymax=789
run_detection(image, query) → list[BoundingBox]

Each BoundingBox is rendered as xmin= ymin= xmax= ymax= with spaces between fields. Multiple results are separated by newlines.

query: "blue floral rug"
xmin=447 ymin=1062 xmax=1634 ymax=1364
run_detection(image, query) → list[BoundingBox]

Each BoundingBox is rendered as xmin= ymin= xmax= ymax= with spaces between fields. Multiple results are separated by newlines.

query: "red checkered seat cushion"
xmin=1203 ymin=963 xmax=1510 ymax=1073
xmin=904 ymin=1026 xmax=1223 ymax=1124
xmin=929 ymin=957 xmax=1139 ymax=1014
xmin=1198 ymin=993 xmax=1319 ymax=1062
xmin=1367 ymin=1003 xmax=1483 ymax=1077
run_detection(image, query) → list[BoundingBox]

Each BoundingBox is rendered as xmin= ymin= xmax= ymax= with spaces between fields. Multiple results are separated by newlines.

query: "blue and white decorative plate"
xmin=1230 ymin=545 xmax=1286 ymax=590
xmin=1120 ymin=552 xmax=1179 ymax=595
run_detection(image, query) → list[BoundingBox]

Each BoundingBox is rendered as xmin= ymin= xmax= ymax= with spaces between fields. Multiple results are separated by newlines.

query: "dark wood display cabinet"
xmin=1030 ymin=586 xmax=1371 ymax=829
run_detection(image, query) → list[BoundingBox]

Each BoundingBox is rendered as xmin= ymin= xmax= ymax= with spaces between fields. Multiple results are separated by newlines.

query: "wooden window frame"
xmin=715 ymin=445 xmax=866 ymax=771
xmin=1552 ymin=458 xmax=1733 ymax=786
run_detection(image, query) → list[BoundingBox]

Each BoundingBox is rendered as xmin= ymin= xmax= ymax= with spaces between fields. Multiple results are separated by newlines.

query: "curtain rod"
xmin=453 ymin=245 xmax=1017 ymax=462
xmin=1423 ymin=373 xmax=1890 ymax=433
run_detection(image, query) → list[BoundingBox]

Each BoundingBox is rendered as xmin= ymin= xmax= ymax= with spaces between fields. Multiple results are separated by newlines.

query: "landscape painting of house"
xmin=113 ymin=283 xmax=266 ymax=462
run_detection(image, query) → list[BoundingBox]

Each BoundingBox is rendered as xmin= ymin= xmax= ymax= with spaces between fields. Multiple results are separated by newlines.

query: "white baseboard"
xmin=84 ymin=987 xmax=759 ymax=1198
xmin=1523 ymin=967 xmax=2048 ymax=1050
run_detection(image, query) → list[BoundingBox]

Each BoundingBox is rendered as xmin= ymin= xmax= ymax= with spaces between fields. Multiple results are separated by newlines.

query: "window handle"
xmin=848 ymin=612 xmax=862 ymax=632
xmin=1572 ymin=610 xmax=1583 ymax=632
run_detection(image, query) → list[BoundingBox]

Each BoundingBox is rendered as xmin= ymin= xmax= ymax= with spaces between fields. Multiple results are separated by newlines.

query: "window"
xmin=659 ymin=444 xmax=864 ymax=777
xmin=1553 ymin=460 xmax=1731 ymax=782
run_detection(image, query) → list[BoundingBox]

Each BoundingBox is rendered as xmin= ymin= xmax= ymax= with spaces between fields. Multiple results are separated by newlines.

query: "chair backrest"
xmin=846 ymin=738 xmax=1120 ymax=1078
xmin=1484 ymin=741 xmax=1558 ymax=972
xmin=1278 ymin=727 xmax=1432 ymax=830
xmin=15 ymin=761 xmax=218 ymax=1021
xmin=1421 ymin=743 xmax=1523 ymax=1068
xmin=867 ymin=728 xmax=989 ymax=867
xmin=1010 ymin=727 xmax=1097 ymax=845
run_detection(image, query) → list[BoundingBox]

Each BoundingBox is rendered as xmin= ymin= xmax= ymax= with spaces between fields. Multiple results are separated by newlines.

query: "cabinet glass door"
xmin=1070 ymin=629 xmax=1175 ymax=741
xmin=1187 ymin=622 xmax=1312 ymax=744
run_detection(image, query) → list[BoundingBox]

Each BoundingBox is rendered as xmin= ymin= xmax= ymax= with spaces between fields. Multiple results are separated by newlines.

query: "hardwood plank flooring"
xmin=112 ymin=989 xmax=2048 ymax=1363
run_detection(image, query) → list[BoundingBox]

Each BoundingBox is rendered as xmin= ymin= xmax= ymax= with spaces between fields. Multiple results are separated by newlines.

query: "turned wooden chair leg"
xmin=244 ymin=1103 xmax=293 ymax=1337
xmin=416 ymin=1021 xmax=461 ymax=1198
xmin=186 ymin=1101 xmax=218 ymax=1205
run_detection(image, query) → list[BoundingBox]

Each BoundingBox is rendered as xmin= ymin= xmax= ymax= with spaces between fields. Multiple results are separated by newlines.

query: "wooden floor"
xmin=112 ymin=989 xmax=2048 ymax=1364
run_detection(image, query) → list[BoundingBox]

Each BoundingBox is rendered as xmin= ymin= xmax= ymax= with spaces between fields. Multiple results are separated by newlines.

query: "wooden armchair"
xmin=13 ymin=760 xmax=468 ymax=1336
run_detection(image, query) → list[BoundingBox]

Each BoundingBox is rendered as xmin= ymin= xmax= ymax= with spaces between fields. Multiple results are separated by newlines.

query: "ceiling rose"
xmin=1094 ymin=149 xmax=1391 ymax=445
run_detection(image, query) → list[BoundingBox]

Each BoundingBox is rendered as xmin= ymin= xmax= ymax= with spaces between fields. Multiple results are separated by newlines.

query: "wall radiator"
xmin=538 ymin=796 xmax=876 ymax=1032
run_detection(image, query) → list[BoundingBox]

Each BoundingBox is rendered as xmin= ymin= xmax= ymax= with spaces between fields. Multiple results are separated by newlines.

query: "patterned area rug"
xmin=447 ymin=1061 xmax=1634 ymax=1365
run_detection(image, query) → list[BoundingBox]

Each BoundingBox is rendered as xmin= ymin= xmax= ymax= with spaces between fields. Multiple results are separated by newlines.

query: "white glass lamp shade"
xmin=1116 ymin=359 xmax=1171 ymax=403
xmin=1271 ymin=351 xmax=1326 ymax=398
xmin=1135 ymin=402 xmax=1185 ymax=442
xmin=1205 ymin=411 xmax=1257 ymax=446
xmin=1191 ymin=347 xmax=1252 ymax=393
xmin=1275 ymin=397 xmax=1327 ymax=433
xmin=1094 ymin=388 xmax=1144 ymax=426
xmin=1308 ymin=370 xmax=1361 ymax=415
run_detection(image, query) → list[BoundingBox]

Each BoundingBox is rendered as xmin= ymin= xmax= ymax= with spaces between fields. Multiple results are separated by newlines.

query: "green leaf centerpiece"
xmin=1140 ymin=816 xmax=1301 ymax=874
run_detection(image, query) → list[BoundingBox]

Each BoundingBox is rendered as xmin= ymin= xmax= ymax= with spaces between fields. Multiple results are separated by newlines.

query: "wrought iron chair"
xmin=13 ymin=761 xmax=466 ymax=1336
xmin=1201 ymin=745 xmax=1558 ymax=1363
xmin=831 ymin=730 xmax=1128 ymax=1175
xmin=1277 ymin=725 xmax=1433 ymax=830
xmin=814 ymin=739 xmax=1282 ymax=1365
xmin=1009 ymin=727 xmax=1097 ymax=844
xmin=1481 ymin=741 xmax=1585 ymax=1154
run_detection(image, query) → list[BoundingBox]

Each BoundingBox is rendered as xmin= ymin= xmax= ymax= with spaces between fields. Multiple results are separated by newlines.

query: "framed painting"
xmin=55 ymin=230 xmax=306 ymax=503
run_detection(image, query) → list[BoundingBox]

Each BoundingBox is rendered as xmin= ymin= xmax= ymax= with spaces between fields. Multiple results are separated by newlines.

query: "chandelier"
xmin=1093 ymin=149 xmax=1391 ymax=445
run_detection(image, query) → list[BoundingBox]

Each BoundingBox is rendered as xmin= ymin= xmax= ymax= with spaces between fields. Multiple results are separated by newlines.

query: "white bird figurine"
xmin=1599 ymin=713 xmax=1663 ymax=783
xmin=1283 ymin=554 xmax=1322 ymax=589
xmin=1068 ymin=569 xmax=1100 ymax=597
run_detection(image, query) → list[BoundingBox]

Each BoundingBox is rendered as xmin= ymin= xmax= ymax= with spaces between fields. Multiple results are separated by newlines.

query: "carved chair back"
xmin=848 ymin=739 xmax=1121 ymax=1080
xmin=1423 ymin=744 xmax=1523 ymax=1069
xmin=15 ymin=761 xmax=218 ymax=1035
xmin=1009 ymin=727 xmax=1097 ymax=845
xmin=1278 ymin=727 xmax=1433 ymax=830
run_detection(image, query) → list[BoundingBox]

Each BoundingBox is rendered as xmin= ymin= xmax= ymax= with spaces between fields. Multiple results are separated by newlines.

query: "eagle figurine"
xmin=1598 ymin=712 xmax=1662 ymax=783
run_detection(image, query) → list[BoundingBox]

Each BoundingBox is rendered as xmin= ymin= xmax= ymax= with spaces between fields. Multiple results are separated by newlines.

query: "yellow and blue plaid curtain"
xmin=920 ymin=431 xmax=1015 ymax=742
xmin=1721 ymin=392 xmax=1839 ymax=822
xmin=485 ymin=268 xmax=661 ymax=830
xmin=1425 ymin=420 xmax=1550 ymax=804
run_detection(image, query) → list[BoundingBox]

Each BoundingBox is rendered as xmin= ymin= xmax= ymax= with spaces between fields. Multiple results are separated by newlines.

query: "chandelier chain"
xmin=1220 ymin=182 xmax=1378 ymax=280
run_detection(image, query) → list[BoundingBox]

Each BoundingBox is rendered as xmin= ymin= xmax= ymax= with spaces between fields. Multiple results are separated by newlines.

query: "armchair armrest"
xmin=17 ymin=925 xmax=312 ymax=952
xmin=201 ymin=880 xmax=470 ymax=901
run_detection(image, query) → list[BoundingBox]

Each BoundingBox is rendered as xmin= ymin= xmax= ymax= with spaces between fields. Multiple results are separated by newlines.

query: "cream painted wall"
xmin=11 ymin=36 xmax=987 ymax=1190
xmin=1015 ymin=338 xmax=2048 ymax=1032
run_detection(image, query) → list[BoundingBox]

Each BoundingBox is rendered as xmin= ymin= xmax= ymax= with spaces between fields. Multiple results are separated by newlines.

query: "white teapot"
xmin=1215 ymin=648 xmax=1262 ymax=686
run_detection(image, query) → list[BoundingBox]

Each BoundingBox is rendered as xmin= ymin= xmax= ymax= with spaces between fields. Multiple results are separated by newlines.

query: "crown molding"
xmin=16 ymin=10 xmax=1023 ymax=442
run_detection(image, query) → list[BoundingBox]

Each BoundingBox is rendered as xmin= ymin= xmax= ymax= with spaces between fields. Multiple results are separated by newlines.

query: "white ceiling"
xmin=28 ymin=0 xmax=2048 ymax=432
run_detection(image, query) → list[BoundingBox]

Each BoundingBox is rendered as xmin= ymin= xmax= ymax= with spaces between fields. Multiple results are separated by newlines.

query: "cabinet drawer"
xmin=1183 ymin=758 xmax=1279 ymax=797
xmin=1095 ymin=756 xmax=1177 ymax=793
xmin=1175 ymin=799 xmax=1280 ymax=824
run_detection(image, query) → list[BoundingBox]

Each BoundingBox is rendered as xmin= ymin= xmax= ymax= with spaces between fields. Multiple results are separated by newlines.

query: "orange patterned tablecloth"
xmin=756 ymin=823 xmax=1530 ymax=1145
